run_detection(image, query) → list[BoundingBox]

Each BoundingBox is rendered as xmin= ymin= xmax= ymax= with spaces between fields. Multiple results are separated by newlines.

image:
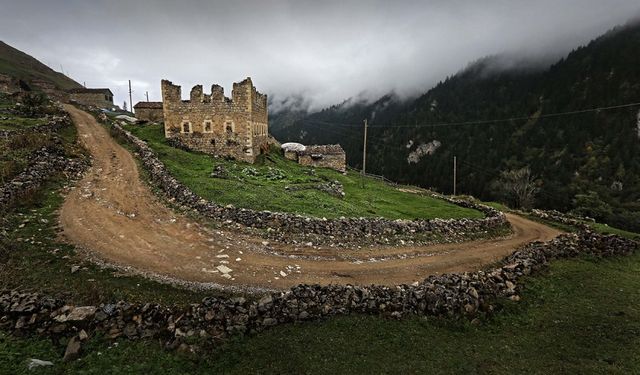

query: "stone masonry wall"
xmin=1 ymin=230 xmax=636 ymax=352
xmin=298 ymin=153 xmax=346 ymax=172
xmin=161 ymin=78 xmax=269 ymax=163
xmin=111 ymin=123 xmax=510 ymax=246
xmin=134 ymin=107 xmax=164 ymax=122
xmin=69 ymin=93 xmax=113 ymax=109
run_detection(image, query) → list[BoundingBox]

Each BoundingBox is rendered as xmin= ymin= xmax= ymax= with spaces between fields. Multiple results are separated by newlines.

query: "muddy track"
xmin=58 ymin=106 xmax=562 ymax=291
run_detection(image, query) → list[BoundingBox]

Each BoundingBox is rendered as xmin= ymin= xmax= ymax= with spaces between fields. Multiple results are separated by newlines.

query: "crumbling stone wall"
xmin=161 ymin=78 xmax=269 ymax=163
xmin=297 ymin=145 xmax=346 ymax=172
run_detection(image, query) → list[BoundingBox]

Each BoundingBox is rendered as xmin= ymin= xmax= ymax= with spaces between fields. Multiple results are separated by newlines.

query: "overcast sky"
xmin=1 ymin=0 xmax=639 ymax=111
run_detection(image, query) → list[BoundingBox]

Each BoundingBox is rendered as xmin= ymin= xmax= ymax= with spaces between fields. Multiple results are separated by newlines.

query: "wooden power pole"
xmin=362 ymin=119 xmax=368 ymax=176
xmin=453 ymin=155 xmax=457 ymax=196
xmin=145 ymin=91 xmax=149 ymax=102
xmin=128 ymin=80 xmax=133 ymax=113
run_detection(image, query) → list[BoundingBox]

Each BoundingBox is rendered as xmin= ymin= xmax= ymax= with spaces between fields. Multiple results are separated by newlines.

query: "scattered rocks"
xmin=63 ymin=336 xmax=81 ymax=362
xmin=316 ymin=180 xmax=345 ymax=198
xmin=27 ymin=359 xmax=54 ymax=370
xmin=210 ymin=165 xmax=228 ymax=179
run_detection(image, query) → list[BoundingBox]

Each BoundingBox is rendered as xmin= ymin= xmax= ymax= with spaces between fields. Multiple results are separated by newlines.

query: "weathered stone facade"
xmin=133 ymin=101 xmax=163 ymax=122
xmin=68 ymin=88 xmax=114 ymax=108
xmin=298 ymin=145 xmax=346 ymax=172
xmin=161 ymin=78 xmax=269 ymax=163
xmin=281 ymin=143 xmax=347 ymax=172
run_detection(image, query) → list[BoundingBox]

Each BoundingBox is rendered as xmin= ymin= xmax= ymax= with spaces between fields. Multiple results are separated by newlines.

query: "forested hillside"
xmin=271 ymin=21 xmax=640 ymax=231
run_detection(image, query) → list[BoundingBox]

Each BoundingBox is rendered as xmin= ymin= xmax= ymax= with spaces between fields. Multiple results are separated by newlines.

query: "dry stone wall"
xmin=0 ymin=116 xmax=88 ymax=212
xmin=1 ymin=230 xmax=636 ymax=351
xmin=110 ymin=123 xmax=509 ymax=246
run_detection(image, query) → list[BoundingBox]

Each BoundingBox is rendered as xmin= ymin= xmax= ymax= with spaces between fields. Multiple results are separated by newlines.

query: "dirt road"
xmin=59 ymin=106 xmax=561 ymax=290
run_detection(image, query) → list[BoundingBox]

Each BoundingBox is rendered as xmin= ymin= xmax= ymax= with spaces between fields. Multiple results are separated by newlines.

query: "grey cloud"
xmin=1 ymin=0 xmax=639 ymax=110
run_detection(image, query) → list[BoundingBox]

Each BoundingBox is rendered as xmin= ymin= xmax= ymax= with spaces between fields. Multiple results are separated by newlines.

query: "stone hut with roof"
xmin=68 ymin=88 xmax=114 ymax=108
xmin=282 ymin=143 xmax=346 ymax=172
xmin=133 ymin=101 xmax=163 ymax=122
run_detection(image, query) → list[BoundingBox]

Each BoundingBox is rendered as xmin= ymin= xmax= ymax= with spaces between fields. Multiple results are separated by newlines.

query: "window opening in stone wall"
xmin=204 ymin=120 xmax=212 ymax=132
xmin=182 ymin=121 xmax=191 ymax=133
xmin=225 ymin=122 xmax=234 ymax=133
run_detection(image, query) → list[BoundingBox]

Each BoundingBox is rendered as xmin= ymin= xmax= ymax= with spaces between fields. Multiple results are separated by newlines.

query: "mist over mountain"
xmin=2 ymin=1 xmax=639 ymax=109
xmin=271 ymin=21 xmax=640 ymax=232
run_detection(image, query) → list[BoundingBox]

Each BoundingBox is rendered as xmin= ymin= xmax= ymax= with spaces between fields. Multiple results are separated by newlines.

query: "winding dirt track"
xmin=59 ymin=106 xmax=561 ymax=290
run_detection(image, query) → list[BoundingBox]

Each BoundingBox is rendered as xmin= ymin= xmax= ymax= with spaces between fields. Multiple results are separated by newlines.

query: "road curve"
xmin=58 ymin=105 xmax=562 ymax=290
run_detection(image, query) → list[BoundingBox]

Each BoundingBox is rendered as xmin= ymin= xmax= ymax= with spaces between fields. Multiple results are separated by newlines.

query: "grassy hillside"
xmin=123 ymin=124 xmax=482 ymax=220
xmin=0 ymin=41 xmax=81 ymax=90
xmin=273 ymin=21 xmax=640 ymax=232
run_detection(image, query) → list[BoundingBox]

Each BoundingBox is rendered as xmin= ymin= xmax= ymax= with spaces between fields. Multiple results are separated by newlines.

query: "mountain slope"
xmin=271 ymin=21 xmax=640 ymax=231
xmin=0 ymin=41 xmax=81 ymax=90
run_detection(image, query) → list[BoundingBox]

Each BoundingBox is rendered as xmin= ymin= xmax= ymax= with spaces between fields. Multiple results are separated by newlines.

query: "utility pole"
xmin=362 ymin=119 xmax=368 ymax=176
xmin=128 ymin=80 xmax=133 ymax=114
xmin=453 ymin=155 xmax=457 ymax=196
xmin=145 ymin=91 xmax=149 ymax=102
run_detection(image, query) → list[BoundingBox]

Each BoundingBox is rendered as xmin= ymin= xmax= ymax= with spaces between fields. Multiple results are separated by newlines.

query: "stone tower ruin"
xmin=161 ymin=78 xmax=269 ymax=163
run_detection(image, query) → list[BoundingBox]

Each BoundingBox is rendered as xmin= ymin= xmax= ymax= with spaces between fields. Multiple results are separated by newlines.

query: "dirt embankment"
xmin=58 ymin=106 xmax=561 ymax=290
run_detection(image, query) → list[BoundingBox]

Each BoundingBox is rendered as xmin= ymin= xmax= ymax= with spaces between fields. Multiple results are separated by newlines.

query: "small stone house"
xmin=133 ymin=101 xmax=163 ymax=122
xmin=68 ymin=88 xmax=114 ymax=108
xmin=161 ymin=78 xmax=269 ymax=163
xmin=282 ymin=143 xmax=346 ymax=172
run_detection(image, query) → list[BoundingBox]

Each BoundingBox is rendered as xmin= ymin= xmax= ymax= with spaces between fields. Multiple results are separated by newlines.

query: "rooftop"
xmin=299 ymin=144 xmax=345 ymax=155
xmin=134 ymin=101 xmax=163 ymax=109
xmin=68 ymin=88 xmax=113 ymax=96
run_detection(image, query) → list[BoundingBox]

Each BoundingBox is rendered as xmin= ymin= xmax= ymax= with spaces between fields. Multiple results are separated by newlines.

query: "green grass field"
xmin=2 ymin=250 xmax=639 ymax=374
xmin=123 ymin=124 xmax=482 ymax=220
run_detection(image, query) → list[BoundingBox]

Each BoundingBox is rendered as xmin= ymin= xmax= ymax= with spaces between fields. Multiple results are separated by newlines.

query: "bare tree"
xmin=493 ymin=167 xmax=539 ymax=209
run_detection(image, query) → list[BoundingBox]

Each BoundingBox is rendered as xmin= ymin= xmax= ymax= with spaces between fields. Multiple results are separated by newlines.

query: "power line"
xmin=296 ymin=101 xmax=640 ymax=130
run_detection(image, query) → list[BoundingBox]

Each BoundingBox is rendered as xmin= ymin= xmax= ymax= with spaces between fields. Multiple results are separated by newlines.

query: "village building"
xmin=133 ymin=101 xmax=163 ymax=122
xmin=68 ymin=87 xmax=114 ymax=108
xmin=282 ymin=143 xmax=346 ymax=172
xmin=161 ymin=78 xmax=269 ymax=163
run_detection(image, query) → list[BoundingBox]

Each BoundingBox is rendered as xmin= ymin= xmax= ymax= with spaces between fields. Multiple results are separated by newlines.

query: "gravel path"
xmin=58 ymin=105 xmax=562 ymax=290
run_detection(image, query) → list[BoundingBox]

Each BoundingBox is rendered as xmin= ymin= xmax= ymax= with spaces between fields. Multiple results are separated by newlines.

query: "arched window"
xmin=225 ymin=121 xmax=234 ymax=133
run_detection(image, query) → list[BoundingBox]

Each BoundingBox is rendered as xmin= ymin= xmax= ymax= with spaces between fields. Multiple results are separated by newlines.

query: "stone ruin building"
xmin=282 ymin=143 xmax=347 ymax=172
xmin=161 ymin=78 xmax=269 ymax=163
xmin=68 ymin=88 xmax=114 ymax=108
xmin=133 ymin=101 xmax=163 ymax=122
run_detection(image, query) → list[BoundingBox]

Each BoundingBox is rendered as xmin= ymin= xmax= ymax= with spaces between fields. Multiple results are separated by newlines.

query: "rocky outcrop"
xmin=1 ymin=230 xmax=636 ymax=350
xmin=110 ymin=123 xmax=509 ymax=246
